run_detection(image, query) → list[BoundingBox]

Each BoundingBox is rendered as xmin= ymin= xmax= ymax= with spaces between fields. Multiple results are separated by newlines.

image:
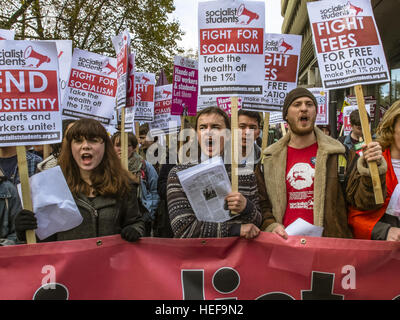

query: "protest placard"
xmin=343 ymin=104 xmax=371 ymax=135
xmin=124 ymin=53 xmax=136 ymax=132
xmin=149 ymin=84 xmax=181 ymax=136
xmin=216 ymin=96 xmax=242 ymax=116
xmin=52 ymin=40 xmax=72 ymax=104
xmin=269 ymin=112 xmax=284 ymax=124
xmin=171 ymin=56 xmax=198 ymax=116
xmin=243 ymin=33 xmax=302 ymax=112
xmin=0 ymin=40 xmax=62 ymax=147
xmin=0 ymin=29 xmax=15 ymax=40
xmin=134 ymin=72 xmax=155 ymax=122
xmin=150 ymin=84 xmax=181 ymax=136
xmin=310 ymin=87 xmax=330 ymax=125
xmin=346 ymin=94 xmax=377 ymax=122
xmin=307 ymin=0 xmax=390 ymax=90
xmin=61 ymin=48 xmax=117 ymax=125
xmin=112 ymin=30 xmax=130 ymax=110
xmin=198 ymin=0 xmax=265 ymax=108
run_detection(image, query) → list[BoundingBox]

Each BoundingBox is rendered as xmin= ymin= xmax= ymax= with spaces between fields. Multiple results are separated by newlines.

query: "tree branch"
xmin=3 ymin=0 xmax=35 ymax=29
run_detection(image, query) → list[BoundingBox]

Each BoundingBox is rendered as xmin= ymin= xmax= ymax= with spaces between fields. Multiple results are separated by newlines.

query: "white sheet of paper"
xmin=18 ymin=166 xmax=83 ymax=240
xmin=177 ymin=157 xmax=232 ymax=223
xmin=285 ymin=218 xmax=324 ymax=237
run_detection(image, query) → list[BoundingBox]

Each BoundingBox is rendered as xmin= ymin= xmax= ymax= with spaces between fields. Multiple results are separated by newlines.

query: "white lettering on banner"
xmin=316 ymin=17 xmax=364 ymax=35
xmin=341 ymin=265 xmax=356 ymax=290
xmin=265 ymin=53 xmax=290 ymax=67
xmin=41 ymin=265 xmax=56 ymax=290
xmin=0 ymin=70 xmax=48 ymax=93
xmin=0 ymin=98 xmax=56 ymax=111
xmin=201 ymin=43 xmax=260 ymax=55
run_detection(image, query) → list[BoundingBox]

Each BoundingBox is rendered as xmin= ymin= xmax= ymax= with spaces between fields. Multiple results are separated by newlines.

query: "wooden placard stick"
xmin=354 ymin=84 xmax=384 ymax=204
xmin=120 ymin=107 xmax=128 ymax=170
xmin=339 ymin=124 xmax=344 ymax=137
xmin=230 ymin=97 xmax=239 ymax=215
xmin=178 ymin=115 xmax=186 ymax=164
xmin=16 ymin=146 xmax=36 ymax=244
xmin=135 ymin=122 xmax=140 ymax=137
xmin=281 ymin=122 xmax=286 ymax=136
xmin=43 ymin=145 xmax=51 ymax=160
xmin=179 ymin=115 xmax=186 ymax=151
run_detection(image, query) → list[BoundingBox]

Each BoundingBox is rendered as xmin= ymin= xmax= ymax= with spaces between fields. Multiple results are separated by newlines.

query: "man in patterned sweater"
xmin=167 ymin=107 xmax=262 ymax=239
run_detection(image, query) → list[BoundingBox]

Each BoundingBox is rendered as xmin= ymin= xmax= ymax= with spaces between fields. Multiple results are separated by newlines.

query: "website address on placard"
xmin=62 ymin=109 xmax=109 ymax=125
xmin=324 ymin=72 xmax=389 ymax=87
xmin=0 ymin=132 xmax=60 ymax=144
xmin=201 ymin=85 xmax=263 ymax=95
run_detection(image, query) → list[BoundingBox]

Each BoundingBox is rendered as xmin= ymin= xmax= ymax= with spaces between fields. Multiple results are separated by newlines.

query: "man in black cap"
xmin=256 ymin=87 xmax=387 ymax=239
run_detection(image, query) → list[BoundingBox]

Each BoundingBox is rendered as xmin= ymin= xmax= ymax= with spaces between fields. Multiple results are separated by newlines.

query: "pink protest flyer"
xmin=171 ymin=56 xmax=198 ymax=116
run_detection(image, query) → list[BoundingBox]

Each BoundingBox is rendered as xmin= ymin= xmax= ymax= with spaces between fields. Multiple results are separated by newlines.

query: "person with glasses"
xmin=15 ymin=118 xmax=144 ymax=243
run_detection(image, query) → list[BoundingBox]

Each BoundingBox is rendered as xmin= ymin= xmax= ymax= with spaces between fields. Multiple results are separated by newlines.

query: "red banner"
xmin=0 ymin=233 xmax=399 ymax=300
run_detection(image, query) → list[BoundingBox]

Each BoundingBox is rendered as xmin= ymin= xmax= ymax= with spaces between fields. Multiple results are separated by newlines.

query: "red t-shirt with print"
xmin=283 ymin=143 xmax=318 ymax=227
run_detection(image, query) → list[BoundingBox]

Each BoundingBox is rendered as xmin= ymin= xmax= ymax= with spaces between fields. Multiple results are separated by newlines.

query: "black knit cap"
xmin=282 ymin=87 xmax=318 ymax=120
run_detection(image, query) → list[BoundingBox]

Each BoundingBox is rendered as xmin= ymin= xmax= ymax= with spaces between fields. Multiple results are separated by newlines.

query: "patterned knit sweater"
xmin=167 ymin=163 xmax=262 ymax=238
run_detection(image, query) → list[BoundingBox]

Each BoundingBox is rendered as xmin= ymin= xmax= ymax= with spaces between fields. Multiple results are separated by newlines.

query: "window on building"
xmin=378 ymin=67 xmax=400 ymax=106
xmin=391 ymin=68 xmax=400 ymax=103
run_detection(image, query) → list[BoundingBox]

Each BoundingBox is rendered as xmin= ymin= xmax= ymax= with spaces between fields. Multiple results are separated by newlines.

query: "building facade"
xmin=281 ymin=0 xmax=400 ymax=136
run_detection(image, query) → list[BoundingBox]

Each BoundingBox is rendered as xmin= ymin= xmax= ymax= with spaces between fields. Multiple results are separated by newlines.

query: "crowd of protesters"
xmin=1 ymin=87 xmax=399 ymax=245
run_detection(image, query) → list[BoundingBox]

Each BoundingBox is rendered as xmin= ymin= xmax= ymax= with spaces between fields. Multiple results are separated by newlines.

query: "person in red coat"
xmin=348 ymin=100 xmax=400 ymax=241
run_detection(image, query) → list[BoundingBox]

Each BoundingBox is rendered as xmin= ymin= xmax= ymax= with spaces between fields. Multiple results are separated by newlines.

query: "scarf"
xmin=348 ymin=148 xmax=398 ymax=239
xmin=128 ymin=152 xmax=144 ymax=174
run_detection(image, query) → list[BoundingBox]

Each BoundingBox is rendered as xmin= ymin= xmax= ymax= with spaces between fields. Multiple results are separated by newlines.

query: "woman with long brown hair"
xmin=15 ymin=118 xmax=144 ymax=242
xmin=348 ymin=100 xmax=400 ymax=241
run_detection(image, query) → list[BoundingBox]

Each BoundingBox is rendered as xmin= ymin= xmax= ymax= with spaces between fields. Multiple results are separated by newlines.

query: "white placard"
xmin=310 ymin=87 xmax=330 ymax=126
xmin=307 ymin=0 xmax=390 ymax=89
xmin=61 ymin=48 xmax=117 ymax=125
xmin=150 ymin=84 xmax=181 ymax=136
xmin=198 ymin=0 xmax=265 ymax=109
xmin=243 ymin=33 xmax=302 ymax=112
xmin=134 ymin=72 xmax=155 ymax=122
xmin=0 ymin=29 xmax=15 ymax=40
xmin=0 ymin=40 xmax=62 ymax=146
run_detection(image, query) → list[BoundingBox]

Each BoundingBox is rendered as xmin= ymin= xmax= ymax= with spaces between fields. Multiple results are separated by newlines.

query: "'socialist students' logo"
xmin=320 ymin=1 xmax=364 ymax=20
xmin=162 ymin=89 xmax=172 ymax=98
xmin=278 ymin=38 xmax=294 ymax=54
xmin=141 ymin=75 xmax=150 ymax=84
xmin=101 ymin=58 xmax=117 ymax=75
xmin=237 ymin=4 xmax=259 ymax=25
xmin=348 ymin=2 xmax=363 ymax=15
xmin=265 ymin=38 xmax=294 ymax=54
